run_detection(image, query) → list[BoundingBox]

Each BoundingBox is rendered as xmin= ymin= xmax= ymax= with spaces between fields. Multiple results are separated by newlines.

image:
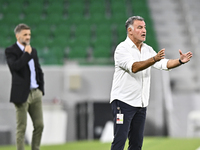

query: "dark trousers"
xmin=111 ymin=100 xmax=147 ymax=150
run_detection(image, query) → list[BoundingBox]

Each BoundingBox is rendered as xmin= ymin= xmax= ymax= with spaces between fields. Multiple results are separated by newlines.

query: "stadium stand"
xmin=0 ymin=0 xmax=157 ymax=65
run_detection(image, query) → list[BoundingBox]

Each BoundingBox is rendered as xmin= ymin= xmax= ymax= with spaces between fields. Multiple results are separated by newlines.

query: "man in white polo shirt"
xmin=110 ymin=16 xmax=192 ymax=150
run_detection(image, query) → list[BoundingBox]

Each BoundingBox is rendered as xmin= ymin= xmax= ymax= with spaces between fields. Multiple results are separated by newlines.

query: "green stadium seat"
xmin=45 ymin=13 xmax=65 ymax=25
xmin=51 ymin=46 xmax=65 ymax=63
xmin=68 ymin=45 xmax=88 ymax=59
xmin=40 ymin=46 xmax=64 ymax=65
xmin=33 ymin=24 xmax=51 ymax=37
xmin=131 ymin=0 xmax=149 ymax=17
xmin=0 ymin=37 xmax=5 ymax=48
xmin=95 ymin=23 xmax=112 ymax=37
xmin=0 ymin=24 xmax=13 ymax=37
xmin=0 ymin=4 xmax=6 ymax=14
xmin=68 ymin=34 xmax=91 ymax=49
xmin=74 ymin=35 xmax=91 ymax=48
xmin=9 ymin=38 xmax=16 ymax=48
xmin=0 ymin=36 xmax=15 ymax=48
xmin=89 ymin=1 xmax=106 ymax=14
xmin=0 ymin=0 xmax=7 ymax=3
xmin=89 ymin=12 xmax=107 ymax=24
xmin=110 ymin=1 xmax=126 ymax=13
xmin=53 ymin=24 xmax=71 ymax=37
xmin=131 ymin=0 xmax=148 ymax=9
xmin=90 ymin=6 xmax=105 ymax=15
xmin=116 ymin=24 xmax=126 ymax=43
xmin=67 ymin=38 xmax=75 ymax=47
xmin=2 ymin=13 xmax=22 ymax=25
xmin=42 ymin=53 xmax=63 ymax=65
xmin=48 ymin=35 xmax=69 ymax=50
xmin=75 ymin=24 xmax=91 ymax=37
xmin=68 ymin=1 xmax=84 ymax=15
xmin=24 ymin=2 xmax=44 ymax=15
xmin=93 ymin=45 xmax=111 ymax=58
xmin=23 ymin=13 xmax=43 ymax=25
xmin=5 ymin=2 xmax=23 ymax=14
xmin=92 ymin=35 xmax=112 ymax=50
xmin=47 ymin=0 xmax=65 ymax=6
xmin=111 ymin=11 xmax=127 ymax=24
xmin=35 ymin=46 xmax=45 ymax=52
xmin=23 ymin=0 xmax=44 ymax=3
xmin=46 ymin=4 xmax=64 ymax=15
xmin=36 ymin=47 xmax=55 ymax=61
xmin=31 ymin=35 xmax=50 ymax=48
xmin=89 ymin=0 xmax=105 ymax=5
xmin=67 ymin=13 xmax=85 ymax=25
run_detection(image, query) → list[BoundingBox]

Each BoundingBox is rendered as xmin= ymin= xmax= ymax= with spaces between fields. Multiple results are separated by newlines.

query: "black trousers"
xmin=111 ymin=100 xmax=147 ymax=150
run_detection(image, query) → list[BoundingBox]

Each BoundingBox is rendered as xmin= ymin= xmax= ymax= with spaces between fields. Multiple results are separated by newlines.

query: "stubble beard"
xmin=20 ymin=38 xmax=30 ymax=46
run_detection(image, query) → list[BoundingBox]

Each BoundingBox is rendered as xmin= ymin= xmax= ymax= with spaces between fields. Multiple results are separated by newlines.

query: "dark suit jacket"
xmin=5 ymin=43 xmax=44 ymax=104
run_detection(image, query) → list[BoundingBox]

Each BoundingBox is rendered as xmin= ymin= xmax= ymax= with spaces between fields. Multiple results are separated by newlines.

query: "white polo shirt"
xmin=110 ymin=36 xmax=169 ymax=107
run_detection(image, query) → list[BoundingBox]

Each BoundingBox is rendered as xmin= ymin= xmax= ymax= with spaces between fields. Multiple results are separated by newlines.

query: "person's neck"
xmin=17 ymin=41 xmax=26 ymax=47
xmin=134 ymin=41 xmax=142 ymax=51
xmin=128 ymin=36 xmax=143 ymax=51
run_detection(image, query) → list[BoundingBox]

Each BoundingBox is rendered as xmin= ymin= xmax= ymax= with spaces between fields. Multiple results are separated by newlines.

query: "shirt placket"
xmin=141 ymin=50 xmax=145 ymax=107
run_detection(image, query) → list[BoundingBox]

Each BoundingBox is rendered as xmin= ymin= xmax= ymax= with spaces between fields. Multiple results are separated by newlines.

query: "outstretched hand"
xmin=155 ymin=48 xmax=165 ymax=61
xmin=179 ymin=49 xmax=192 ymax=63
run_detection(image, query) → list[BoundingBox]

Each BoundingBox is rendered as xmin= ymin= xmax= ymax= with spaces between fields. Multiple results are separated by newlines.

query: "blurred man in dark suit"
xmin=5 ymin=23 xmax=44 ymax=150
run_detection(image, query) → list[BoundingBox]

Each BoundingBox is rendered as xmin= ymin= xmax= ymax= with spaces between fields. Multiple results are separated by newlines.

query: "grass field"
xmin=0 ymin=137 xmax=199 ymax=150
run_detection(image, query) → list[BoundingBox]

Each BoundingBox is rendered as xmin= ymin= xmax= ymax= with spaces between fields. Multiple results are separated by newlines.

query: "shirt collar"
xmin=125 ymin=36 xmax=143 ymax=49
xmin=16 ymin=41 xmax=25 ymax=51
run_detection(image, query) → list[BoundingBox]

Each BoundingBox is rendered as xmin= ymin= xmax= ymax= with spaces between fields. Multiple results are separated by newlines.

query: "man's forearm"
xmin=132 ymin=57 xmax=156 ymax=73
xmin=167 ymin=59 xmax=182 ymax=69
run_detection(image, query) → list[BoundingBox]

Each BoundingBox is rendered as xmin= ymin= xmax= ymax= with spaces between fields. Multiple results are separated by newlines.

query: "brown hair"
xmin=14 ymin=23 xmax=30 ymax=34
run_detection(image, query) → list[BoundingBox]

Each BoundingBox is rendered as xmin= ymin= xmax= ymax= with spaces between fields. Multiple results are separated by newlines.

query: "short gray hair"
xmin=14 ymin=23 xmax=30 ymax=34
xmin=125 ymin=16 xmax=144 ymax=32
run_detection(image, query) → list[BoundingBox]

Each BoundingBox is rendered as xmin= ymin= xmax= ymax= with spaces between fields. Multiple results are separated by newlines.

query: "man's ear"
xmin=128 ymin=27 xmax=132 ymax=35
xmin=15 ymin=33 xmax=19 ymax=40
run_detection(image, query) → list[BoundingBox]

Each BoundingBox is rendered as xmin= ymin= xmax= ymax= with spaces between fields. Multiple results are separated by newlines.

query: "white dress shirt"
xmin=17 ymin=41 xmax=39 ymax=89
xmin=110 ymin=36 xmax=169 ymax=107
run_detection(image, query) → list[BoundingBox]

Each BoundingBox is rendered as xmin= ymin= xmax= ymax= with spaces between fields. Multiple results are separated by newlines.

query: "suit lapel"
xmin=13 ymin=43 xmax=24 ymax=56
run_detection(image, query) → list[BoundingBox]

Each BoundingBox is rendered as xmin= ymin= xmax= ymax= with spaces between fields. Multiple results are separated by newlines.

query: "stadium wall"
xmin=0 ymin=64 xmax=167 ymax=144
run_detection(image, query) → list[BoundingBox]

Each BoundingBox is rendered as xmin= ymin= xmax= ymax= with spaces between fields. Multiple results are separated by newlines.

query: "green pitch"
xmin=0 ymin=137 xmax=199 ymax=150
